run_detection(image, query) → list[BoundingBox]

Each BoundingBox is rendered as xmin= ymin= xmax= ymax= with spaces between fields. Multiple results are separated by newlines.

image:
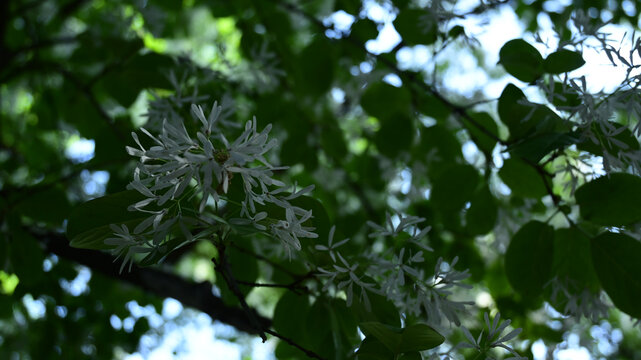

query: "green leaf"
xmin=505 ymin=221 xmax=555 ymax=298
xmin=448 ymin=25 xmax=465 ymax=38
xmin=359 ymin=322 xmax=402 ymax=353
xmin=306 ymin=300 xmax=337 ymax=357
xmin=499 ymin=158 xmax=548 ymax=198
xmin=218 ymin=245 xmax=259 ymax=305
xmin=321 ymin=118 xmax=348 ymax=160
xmin=101 ymin=53 xmax=174 ymax=107
xmin=359 ymin=322 xmax=444 ymax=354
xmin=397 ymin=323 xmax=445 ymax=352
xmin=544 ymin=49 xmax=585 ymax=74
xmin=576 ymin=173 xmax=641 ymax=226
xmin=431 ymin=164 xmax=480 ymax=214
xmin=374 ymin=113 xmax=414 ymax=158
xmin=550 ymin=82 xmax=581 ymax=108
xmin=591 ymin=232 xmax=641 ymax=318
xmin=305 ymin=299 xmax=358 ymax=359
xmin=507 ymin=131 xmax=580 ymax=163
xmin=356 ymin=337 xmax=395 ymax=360
xmin=466 ymin=112 xmax=499 ymax=154
xmin=550 ymin=228 xmax=600 ymax=299
xmin=331 ymin=299 xmax=360 ymax=343
xmin=393 ymin=9 xmax=438 ymax=45
xmin=354 ymin=292 xmax=401 ymax=327
xmin=351 ymin=19 xmax=379 ymax=41
xmin=414 ymin=125 xmax=462 ymax=178
xmin=499 ymin=39 xmax=544 ymax=82
xmin=273 ymin=292 xmax=311 ymax=340
xmin=398 ymin=353 xmax=422 ymax=360
xmin=417 ymin=94 xmax=450 ymax=121
xmin=498 ymin=84 xmax=567 ymax=141
xmin=67 ymin=190 xmax=150 ymax=250
xmin=361 ymin=82 xmax=411 ymax=119
xmin=298 ymin=38 xmax=334 ymax=95
xmin=466 ymin=184 xmax=498 ymax=235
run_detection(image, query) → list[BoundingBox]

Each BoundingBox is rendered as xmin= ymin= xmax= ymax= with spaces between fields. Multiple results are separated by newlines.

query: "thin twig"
xmin=212 ymin=243 xmax=267 ymax=341
xmin=264 ymin=328 xmax=327 ymax=360
xmin=229 ymin=242 xmax=299 ymax=278
xmin=236 ymin=271 xmax=314 ymax=294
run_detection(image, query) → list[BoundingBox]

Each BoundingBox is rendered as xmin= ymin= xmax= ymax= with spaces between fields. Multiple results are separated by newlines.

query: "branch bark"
xmin=36 ymin=230 xmax=271 ymax=335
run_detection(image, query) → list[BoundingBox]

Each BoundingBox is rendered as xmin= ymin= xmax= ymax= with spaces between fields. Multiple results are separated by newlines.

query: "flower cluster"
xmin=546 ymin=277 xmax=609 ymax=322
xmin=403 ymin=256 xmax=474 ymax=327
xmin=107 ymin=99 xmax=318 ymax=271
xmin=367 ymin=213 xmax=433 ymax=251
xmin=458 ymin=312 xmax=527 ymax=360
xmin=317 ymin=213 xmax=472 ymax=327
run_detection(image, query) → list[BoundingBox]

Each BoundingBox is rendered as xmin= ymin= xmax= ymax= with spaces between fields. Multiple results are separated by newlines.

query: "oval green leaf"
xmin=466 ymin=184 xmax=498 ymax=235
xmin=398 ymin=323 xmax=445 ymax=352
xmin=393 ymin=9 xmax=438 ymax=45
xmin=553 ymin=228 xmax=599 ymax=291
xmin=375 ymin=113 xmax=414 ymax=158
xmin=498 ymin=158 xmax=547 ymax=198
xmin=591 ymin=232 xmax=641 ymax=318
xmin=544 ymin=49 xmax=585 ymax=74
xmin=499 ymin=39 xmax=544 ymax=82
xmin=431 ymin=164 xmax=479 ymax=214
xmin=361 ymin=82 xmax=411 ymax=119
xmin=67 ymin=190 xmax=149 ymax=250
xmin=576 ymin=173 xmax=641 ymax=226
xmin=273 ymin=292 xmax=311 ymax=340
xmin=466 ymin=111 xmax=499 ymax=154
xmin=359 ymin=322 xmax=402 ymax=353
xmin=356 ymin=336 xmax=395 ymax=360
xmin=505 ymin=221 xmax=555 ymax=298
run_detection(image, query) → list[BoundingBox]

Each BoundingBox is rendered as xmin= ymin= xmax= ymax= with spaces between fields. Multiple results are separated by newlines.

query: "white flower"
xmin=111 ymin=98 xmax=319 ymax=269
xmin=367 ymin=212 xmax=432 ymax=250
xmin=314 ymin=225 xmax=349 ymax=262
xmin=191 ymin=102 xmax=222 ymax=135
xmin=270 ymin=207 xmax=318 ymax=253
xmin=459 ymin=312 xmax=526 ymax=360
xmin=104 ymin=224 xmax=154 ymax=273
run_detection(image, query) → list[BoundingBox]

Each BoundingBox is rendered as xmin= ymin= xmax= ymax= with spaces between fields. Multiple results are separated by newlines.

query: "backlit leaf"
xmin=505 ymin=221 xmax=555 ymax=298
xmin=499 ymin=39 xmax=544 ymax=82
xmin=591 ymin=232 xmax=641 ymax=318
xmin=576 ymin=173 xmax=641 ymax=226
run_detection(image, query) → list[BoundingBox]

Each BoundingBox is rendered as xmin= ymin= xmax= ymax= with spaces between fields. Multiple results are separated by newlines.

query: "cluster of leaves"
xmin=3 ymin=0 xmax=641 ymax=359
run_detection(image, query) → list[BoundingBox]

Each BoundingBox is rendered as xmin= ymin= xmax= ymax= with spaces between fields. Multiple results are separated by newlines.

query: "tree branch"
xmin=264 ymin=329 xmax=327 ymax=360
xmin=8 ymin=36 xmax=79 ymax=59
xmin=212 ymin=242 xmax=267 ymax=341
xmin=35 ymin=230 xmax=271 ymax=335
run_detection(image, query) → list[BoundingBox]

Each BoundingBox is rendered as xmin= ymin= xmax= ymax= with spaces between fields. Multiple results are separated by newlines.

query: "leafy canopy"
xmin=3 ymin=0 xmax=641 ymax=359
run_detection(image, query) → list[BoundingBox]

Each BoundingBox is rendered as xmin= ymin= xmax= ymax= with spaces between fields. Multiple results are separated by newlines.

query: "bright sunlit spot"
xmin=365 ymin=23 xmax=401 ymax=54
xmin=65 ymin=137 xmax=95 ymax=163
xmin=162 ymin=298 xmax=183 ymax=320
xmin=80 ymin=170 xmax=110 ymax=198
xmin=324 ymin=10 xmax=355 ymax=38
